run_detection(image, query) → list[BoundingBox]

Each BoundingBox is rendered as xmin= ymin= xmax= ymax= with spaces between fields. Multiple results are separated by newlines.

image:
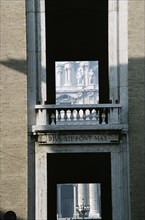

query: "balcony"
xmin=32 ymin=104 xmax=123 ymax=133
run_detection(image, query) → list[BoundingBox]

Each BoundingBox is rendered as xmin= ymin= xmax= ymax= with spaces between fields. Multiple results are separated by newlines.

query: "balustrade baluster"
xmin=57 ymin=110 xmax=61 ymax=122
xmin=79 ymin=109 xmax=83 ymax=121
xmin=89 ymin=109 xmax=93 ymax=121
xmin=64 ymin=110 xmax=67 ymax=121
xmin=67 ymin=110 xmax=71 ymax=121
xmin=96 ymin=110 xmax=99 ymax=124
xmin=51 ymin=113 xmax=55 ymax=125
xmin=73 ymin=110 xmax=77 ymax=121
xmin=60 ymin=110 xmax=64 ymax=121
xmin=92 ymin=109 xmax=96 ymax=121
xmin=101 ymin=109 xmax=106 ymax=124
xmin=85 ymin=109 xmax=90 ymax=121
xmin=56 ymin=110 xmax=58 ymax=122
xmin=70 ymin=109 xmax=74 ymax=121
xmin=76 ymin=109 xmax=80 ymax=121
xmin=83 ymin=109 xmax=86 ymax=121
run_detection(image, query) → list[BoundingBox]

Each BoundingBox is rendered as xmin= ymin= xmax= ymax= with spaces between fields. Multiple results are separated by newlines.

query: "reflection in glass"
xmin=55 ymin=61 xmax=99 ymax=105
xmin=57 ymin=183 xmax=101 ymax=219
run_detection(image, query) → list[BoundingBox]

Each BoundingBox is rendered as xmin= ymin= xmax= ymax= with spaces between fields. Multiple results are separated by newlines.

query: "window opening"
xmin=55 ymin=61 xmax=99 ymax=105
xmin=45 ymin=1 xmax=109 ymax=104
xmin=47 ymin=153 xmax=112 ymax=220
xmin=57 ymin=183 xmax=101 ymax=219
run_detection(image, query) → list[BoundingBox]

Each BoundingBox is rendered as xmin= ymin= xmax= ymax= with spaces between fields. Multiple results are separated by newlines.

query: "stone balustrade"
xmin=34 ymin=104 xmax=121 ymax=129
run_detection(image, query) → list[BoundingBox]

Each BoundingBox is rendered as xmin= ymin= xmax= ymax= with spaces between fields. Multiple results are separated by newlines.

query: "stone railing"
xmin=33 ymin=104 xmax=121 ymax=131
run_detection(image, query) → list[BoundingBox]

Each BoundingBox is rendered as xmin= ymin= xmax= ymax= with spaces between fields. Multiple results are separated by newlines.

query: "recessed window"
xmin=47 ymin=153 xmax=112 ymax=220
xmin=45 ymin=1 xmax=109 ymax=104
xmin=55 ymin=61 xmax=99 ymax=105
xmin=57 ymin=183 xmax=101 ymax=219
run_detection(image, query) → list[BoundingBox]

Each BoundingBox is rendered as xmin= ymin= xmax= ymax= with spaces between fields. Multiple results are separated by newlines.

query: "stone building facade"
xmin=0 ymin=1 xmax=144 ymax=220
xmin=0 ymin=1 xmax=27 ymax=220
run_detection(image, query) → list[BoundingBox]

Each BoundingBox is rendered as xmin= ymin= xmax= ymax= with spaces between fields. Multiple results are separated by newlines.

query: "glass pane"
xmin=55 ymin=61 xmax=99 ymax=105
xmin=57 ymin=183 xmax=101 ymax=219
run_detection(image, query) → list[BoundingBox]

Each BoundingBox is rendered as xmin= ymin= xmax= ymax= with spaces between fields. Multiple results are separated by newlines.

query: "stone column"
xmin=89 ymin=184 xmax=100 ymax=218
xmin=78 ymin=184 xmax=85 ymax=206
xmin=56 ymin=65 xmax=62 ymax=86
xmin=84 ymin=61 xmax=90 ymax=85
xmin=77 ymin=184 xmax=90 ymax=218
xmin=78 ymin=184 xmax=89 ymax=206
xmin=57 ymin=184 xmax=62 ymax=218
xmin=73 ymin=184 xmax=77 ymax=218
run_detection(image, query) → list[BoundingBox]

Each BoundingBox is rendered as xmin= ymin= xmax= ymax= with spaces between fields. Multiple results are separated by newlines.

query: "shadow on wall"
xmin=0 ymin=56 xmax=144 ymax=81
xmin=0 ymin=58 xmax=27 ymax=75
xmin=128 ymin=57 xmax=145 ymax=104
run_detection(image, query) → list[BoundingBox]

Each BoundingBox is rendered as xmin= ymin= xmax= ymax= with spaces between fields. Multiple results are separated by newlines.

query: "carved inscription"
xmin=38 ymin=134 xmax=119 ymax=144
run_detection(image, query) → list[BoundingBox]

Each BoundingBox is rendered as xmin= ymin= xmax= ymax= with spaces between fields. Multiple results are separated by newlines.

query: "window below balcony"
xmin=47 ymin=153 xmax=112 ymax=220
xmin=57 ymin=183 xmax=101 ymax=219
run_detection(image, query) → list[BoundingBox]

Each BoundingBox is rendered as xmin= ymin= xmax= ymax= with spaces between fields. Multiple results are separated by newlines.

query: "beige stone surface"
xmin=0 ymin=0 xmax=27 ymax=219
xmin=128 ymin=1 xmax=145 ymax=220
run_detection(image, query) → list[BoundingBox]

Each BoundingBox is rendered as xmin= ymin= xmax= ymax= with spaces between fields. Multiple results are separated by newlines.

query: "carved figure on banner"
xmin=89 ymin=69 xmax=95 ymax=84
xmin=64 ymin=62 xmax=71 ymax=85
xmin=76 ymin=67 xmax=84 ymax=85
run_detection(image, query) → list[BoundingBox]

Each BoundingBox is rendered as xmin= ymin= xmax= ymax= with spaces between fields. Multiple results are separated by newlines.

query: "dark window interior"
xmin=47 ymin=153 xmax=112 ymax=220
xmin=45 ymin=0 xmax=109 ymax=104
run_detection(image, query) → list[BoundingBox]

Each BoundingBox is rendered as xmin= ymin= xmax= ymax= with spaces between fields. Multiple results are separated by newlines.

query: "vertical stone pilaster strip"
xmin=57 ymin=184 xmax=62 ymax=218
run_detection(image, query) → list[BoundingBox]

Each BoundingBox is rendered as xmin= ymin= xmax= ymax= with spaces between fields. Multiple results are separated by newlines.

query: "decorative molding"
xmin=38 ymin=133 xmax=119 ymax=145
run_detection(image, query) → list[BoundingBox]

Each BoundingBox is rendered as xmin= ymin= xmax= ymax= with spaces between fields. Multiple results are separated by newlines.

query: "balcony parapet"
xmin=32 ymin=104 xmax=125 ymax=133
